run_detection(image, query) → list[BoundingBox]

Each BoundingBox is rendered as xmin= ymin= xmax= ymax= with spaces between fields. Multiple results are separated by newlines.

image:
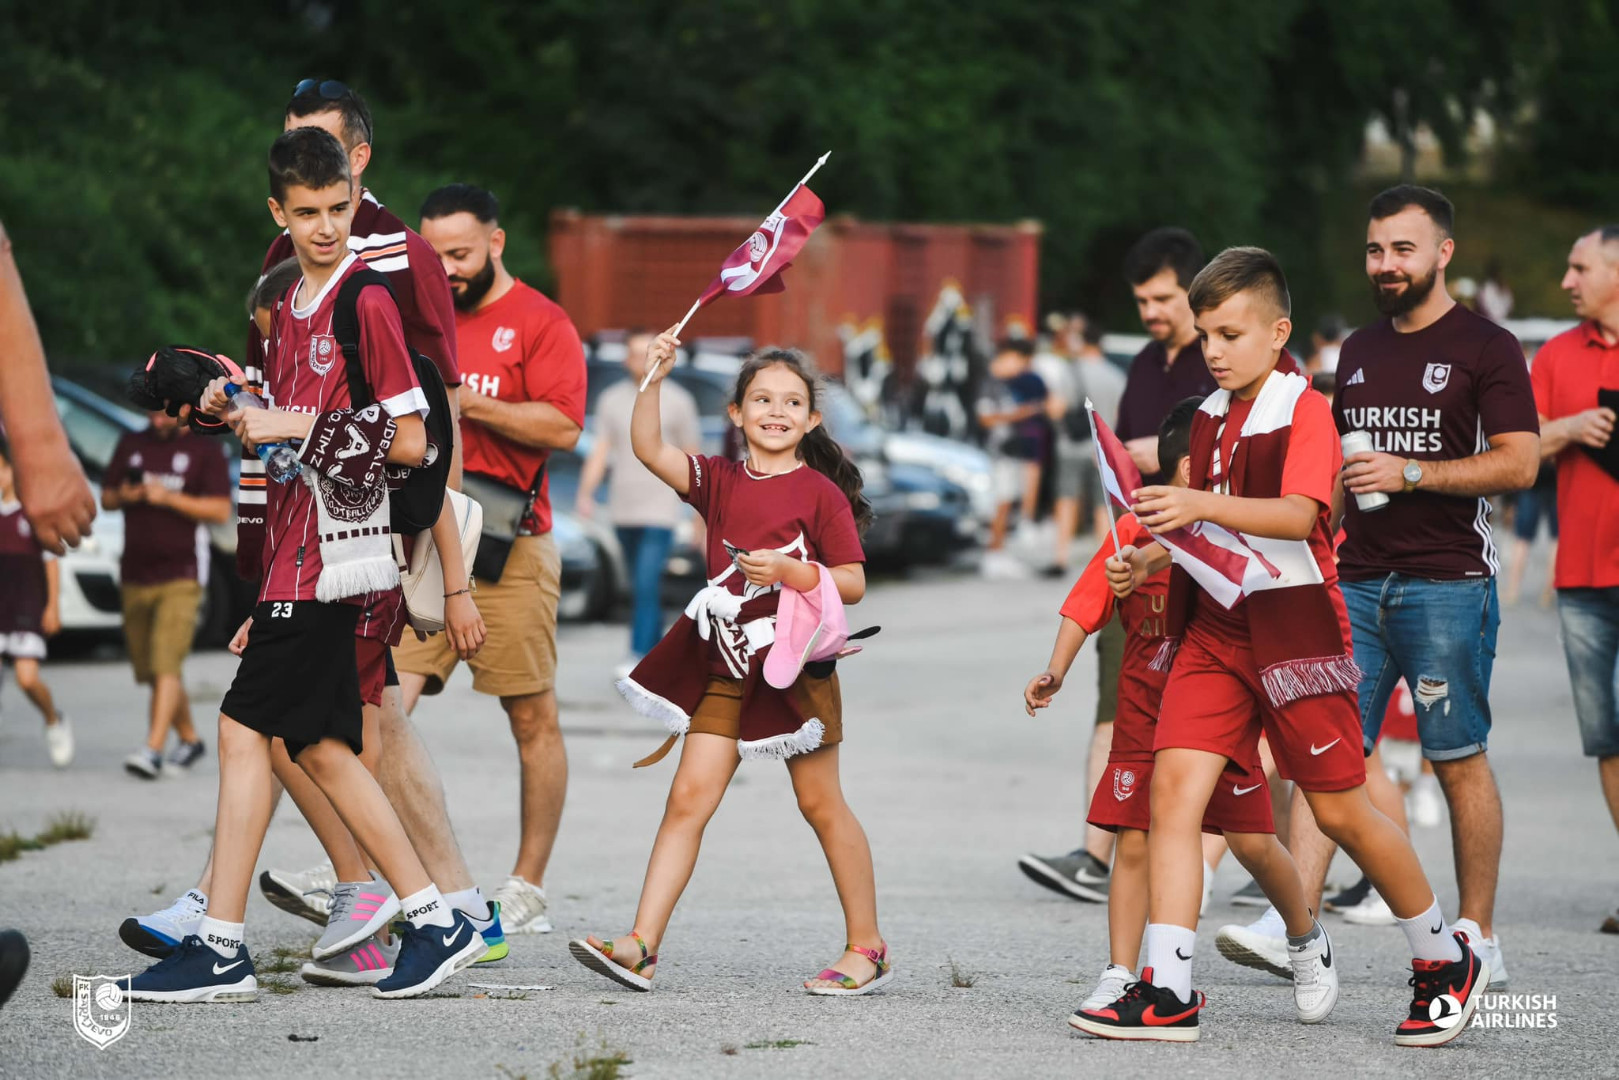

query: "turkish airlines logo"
xmin=492 ymin=327 xmax=516 ymax=353
xmin=1422 ymin=363 xmax=1451 ymax=394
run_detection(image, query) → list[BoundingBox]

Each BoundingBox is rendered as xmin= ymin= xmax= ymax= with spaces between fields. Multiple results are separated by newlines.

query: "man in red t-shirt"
xmin=400 ymin=184 xmax=587 ymax=934
xmin=103 ymin=412 xmax=231 ymax=778
xmin=1532 ymin=225 xmax=1619 ymax=934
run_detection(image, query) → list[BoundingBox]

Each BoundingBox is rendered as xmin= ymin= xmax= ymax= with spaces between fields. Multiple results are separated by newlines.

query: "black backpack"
xmin=332 ymin=268 xmax=452 ymax=535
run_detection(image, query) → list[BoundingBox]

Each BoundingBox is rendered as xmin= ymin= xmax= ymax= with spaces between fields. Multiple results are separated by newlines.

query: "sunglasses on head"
xmin=291 ymin=78 xmax=349 ymax=101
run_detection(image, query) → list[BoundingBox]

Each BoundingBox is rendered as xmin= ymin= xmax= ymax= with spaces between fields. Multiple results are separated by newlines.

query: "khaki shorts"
xmin=690 ymin=672 xmax=843 ymax=745
xmin=393 ymin=533 xmax=560 ymax=698
xmin=122 ymin=579 xmax=203 ymax=684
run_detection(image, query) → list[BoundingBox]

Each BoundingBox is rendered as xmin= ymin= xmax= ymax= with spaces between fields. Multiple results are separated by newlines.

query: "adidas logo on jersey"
xmin=1342 ymin=368 xmax=1366 ymax=387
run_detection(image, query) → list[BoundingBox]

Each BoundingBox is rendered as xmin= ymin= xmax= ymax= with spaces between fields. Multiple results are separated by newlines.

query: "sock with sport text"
xmin=1396 ymin=896 xmax=1465 ymax=963
xmin=1144 ymin=923 xmax=1197 ymax=1000
xmin=400 ymin=885 xmax=456 ymax=929
xmin=443 ymin=885 xmax=490 ymax=921
xmin=196 ymin=916 xmax=245 ymax=959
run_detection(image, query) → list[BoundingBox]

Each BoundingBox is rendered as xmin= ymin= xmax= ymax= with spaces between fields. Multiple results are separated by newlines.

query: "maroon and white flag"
xmin=697 ymin=181 xmax=826 ymax=306
xmin=1086 ymin=399 xmax=1269 ymax=609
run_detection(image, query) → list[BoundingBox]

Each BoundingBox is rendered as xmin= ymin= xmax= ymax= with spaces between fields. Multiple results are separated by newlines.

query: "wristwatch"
xmin=1401 ymin=460 xmax=1424 ymax=494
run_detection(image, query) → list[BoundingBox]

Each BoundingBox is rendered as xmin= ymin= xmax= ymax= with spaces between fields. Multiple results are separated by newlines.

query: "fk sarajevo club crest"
xmin=308 ymin=334 xmax=338 ymax=375
xmin=1422 ymin=362 xmax=1452 ymax=394
xmin=1112 ymin=766 xmax=1138 ymax=802
xmin=73 ymin=974 xmax=132 ymax=1049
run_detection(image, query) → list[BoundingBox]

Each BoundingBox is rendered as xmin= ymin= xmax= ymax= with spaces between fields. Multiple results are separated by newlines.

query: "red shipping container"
xmin=549 ymin=210 xmax=1042 ymax=378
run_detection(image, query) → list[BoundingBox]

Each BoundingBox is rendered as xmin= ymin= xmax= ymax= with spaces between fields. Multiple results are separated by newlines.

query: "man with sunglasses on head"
xmin=118 ymin=80 xmax=511 ymax=983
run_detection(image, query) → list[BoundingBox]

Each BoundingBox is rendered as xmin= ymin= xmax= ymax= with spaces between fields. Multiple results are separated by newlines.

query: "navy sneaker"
xmin=1069 ymin=967 xmax=1204 ymax=1042
xmin=166 ymin=739 xmax=207 ymax=771
xmin=0 ymin=929 xmax=29 ymax=1009
xmin=372 ymin=911 xmax=487 ymax=999
xmin=119 ymin=935 xmax=257 ymax=1003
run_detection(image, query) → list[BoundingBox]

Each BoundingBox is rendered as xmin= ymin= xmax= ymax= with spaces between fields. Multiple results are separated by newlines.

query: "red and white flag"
xmin=1085 ymin=399 xmax=1273 ymax=609
xmin=697 ymin=181 xmax=825 ymax=306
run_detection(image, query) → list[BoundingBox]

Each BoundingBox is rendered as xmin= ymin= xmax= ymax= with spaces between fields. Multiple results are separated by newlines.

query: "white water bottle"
xmin=1340 ymin=430 xmax=1389 ymax=511
xmin=224 ymin=383 xmax=302 ymax=484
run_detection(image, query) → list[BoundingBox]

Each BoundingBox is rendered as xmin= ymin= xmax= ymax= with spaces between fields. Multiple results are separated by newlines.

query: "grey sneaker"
xmin=301 ymin=932 xmax=401 ymax=986
xmin=311 ymin=873 xmax=400 ymax=960
xmin=259 ymin=860 xmax=337 ymax=925
xmin=492 ymin=876 xmax=553 ymax=934
xmin=1230 ymin=878 xmax=1269 ymax=907
xmin=1016 ymin=848 xmax=1109 ymax=903
xmin=166 ymin=739 xmax=206 ymax=771
xmin=123 ymin=747 xmax=162 ymax=779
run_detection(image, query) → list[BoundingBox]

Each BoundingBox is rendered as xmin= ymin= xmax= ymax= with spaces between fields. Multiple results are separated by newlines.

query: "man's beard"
xmin=1370 ymin=265 xmax=1439 ymax=317
xmin=450 ymin=256 xmax=496 ymax=312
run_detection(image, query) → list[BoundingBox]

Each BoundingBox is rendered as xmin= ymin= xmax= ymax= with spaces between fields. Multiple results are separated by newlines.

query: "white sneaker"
xmin=1077 ymin=963 xmax=1134 ymax=1014
xmin=979 ymin=549 xmax=1030 ymax=580
xmin=123 ymin=747 xmax=162 ymax=779
xmin=1408 ymin=774 xmax=1444 ymax=828
xmin=259 ymin=859 xmax=337 ymax=925
xmin=1216 ymin=905 xmax=1290 ymax=979
xmin=492 ymin=875 xmax=552 ymax=934
xmin=45 ymin=716 xmax=74 ymax=768
xmin=1288 ymin=922 xmax=1339 ymax=1023
xmin=1452 ymin=917 xmax=1508 ymax=988
xmin=1342 ymin=889 xmax=1398 ymax=926
xmin=118 ymin=889 xmax=207 ymax=958
xmin=1200 ymin=861 xmax=1214 ymax=918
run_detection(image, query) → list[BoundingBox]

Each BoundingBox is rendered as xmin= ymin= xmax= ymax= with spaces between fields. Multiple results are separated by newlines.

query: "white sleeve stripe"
xmin=381 ymin=387 xmax=430 ymax=419
xmin=351 ymin=230 xmax=407 ymax=248
xmin=364 ymin=255 xmax=409 ymax=273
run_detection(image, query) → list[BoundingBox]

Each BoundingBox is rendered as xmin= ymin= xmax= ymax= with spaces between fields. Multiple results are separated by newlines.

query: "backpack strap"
xmin=332 ymin=267 xmax=398 ymax=412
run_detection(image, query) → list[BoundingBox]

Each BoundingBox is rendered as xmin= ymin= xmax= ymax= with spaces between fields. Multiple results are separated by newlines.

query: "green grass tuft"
xmin=946 ymin=956 xmax=976 ymax=989
xmin=546 ymin=1035 xmax=632 ymax=1080
xmin=51 ymin=975 xmax=73 ymax=998
xmin=743 ymin=1039 xmax=812 ymax=1050
xmin=36 ymin=811 xmax=95 ymax=845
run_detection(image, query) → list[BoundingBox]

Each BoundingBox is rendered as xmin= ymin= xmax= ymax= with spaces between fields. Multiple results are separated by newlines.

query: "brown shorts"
xmin=689 ymin=672 xmax=843 ymax=745
xmin=392 ymin=533 xmax=560 ymax=698
xmin=122 ymin=580 xmax=202 ymax=683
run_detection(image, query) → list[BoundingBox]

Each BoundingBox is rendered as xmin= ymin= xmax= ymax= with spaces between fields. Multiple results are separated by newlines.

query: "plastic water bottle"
xmin=224 ymin=383 xmax=302 ymax=484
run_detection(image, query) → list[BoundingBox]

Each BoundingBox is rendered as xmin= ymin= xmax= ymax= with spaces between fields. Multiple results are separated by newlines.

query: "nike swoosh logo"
xmin=1430 ymin=921 xmax=1444 ymax=934
xmin=212 ymin=960 xmax=245 ymax=975
xmin=1174 ymin=947 xmax=1192 ymax=961
xmin=1321 ymin=942 xmax=1332 ymax=969
xmin=1232 ymin=783 xmax=1263 ymax=796
xmin=442 ymin=924 xmax=466 ymax=949
xmin=1142 ymin=1002 xmax=1200 ymax=1026
xmin=1310 ymin=738 xmax=1341 ymax=756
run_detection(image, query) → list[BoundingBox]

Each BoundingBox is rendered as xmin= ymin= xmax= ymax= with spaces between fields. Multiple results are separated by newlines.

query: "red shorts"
xmin=1086 ymin=754 xmax=1274 ymax=836
xmin=1155 ymin=622 xmax=1366 ymax=792
xmin=1379 ymin=681 xmax=1418 ymax=743
xmin=354 ymin=638 xmax=397 ymax=708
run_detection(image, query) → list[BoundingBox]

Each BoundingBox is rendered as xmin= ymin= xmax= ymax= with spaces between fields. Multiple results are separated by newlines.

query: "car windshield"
xmin=55 ymin=395 xmax=128 ymax=478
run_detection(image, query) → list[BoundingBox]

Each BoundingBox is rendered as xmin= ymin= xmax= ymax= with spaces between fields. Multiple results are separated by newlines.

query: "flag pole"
xmin=1086 ymin=399 xmax=1123 ymax=554
xmin=640 ymin=153 xmax=832 ymax=394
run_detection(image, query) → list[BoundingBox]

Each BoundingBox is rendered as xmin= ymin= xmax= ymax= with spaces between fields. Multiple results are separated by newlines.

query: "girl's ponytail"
xmin=734 ymin=348 xmax=874 ymax=537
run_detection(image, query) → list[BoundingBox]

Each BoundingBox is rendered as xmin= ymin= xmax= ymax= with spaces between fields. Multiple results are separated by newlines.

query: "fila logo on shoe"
xmin=1309 ymin=738 xmax=1341 ymax=756
xmin=1232 ymin=782 xmax=1263 ymax=796
xmin=403 ymin=900 xmax=440 ymax=922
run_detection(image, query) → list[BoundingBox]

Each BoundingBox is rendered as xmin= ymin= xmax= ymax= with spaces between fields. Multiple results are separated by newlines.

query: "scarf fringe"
xmin=1148 ymin=636 xmax=1181 ymax=673
xmin=738 ymin=718 xmax=826 ymax=761
xmin=1259 ymin=655 xmax=1365 ymax=708
xmin=315 ymin=553 xmax=399 ymax=601
xmin=615 ymin=677 xmax=691 ymax=736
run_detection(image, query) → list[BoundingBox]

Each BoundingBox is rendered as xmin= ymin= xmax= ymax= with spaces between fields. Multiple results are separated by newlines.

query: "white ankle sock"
xmin=1397 ymin=896 xmax=1465 ymax=963
xmin=1145 ymin=923 xmax=1197 ymax=1000
xmin=400 ymin=885 xmax=455 ymax=929
xmin=196 ymin=916 xmax=245 ymax=958
xmin=443 ymin=886 xmax=489 ymax=920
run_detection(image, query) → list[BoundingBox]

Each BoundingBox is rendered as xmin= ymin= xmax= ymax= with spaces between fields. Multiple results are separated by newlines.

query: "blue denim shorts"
xmin=1556 ymin=587 xmax=1619 ymax=758
xmin=1344 ymin=575 xmax=1499 ymax=761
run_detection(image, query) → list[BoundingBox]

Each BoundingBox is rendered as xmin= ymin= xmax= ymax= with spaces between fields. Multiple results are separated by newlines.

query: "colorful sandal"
xmin=569 ymin=931 xmax=657 ymax=992
xmin=804 ymin=942 xmax=894 ymax=997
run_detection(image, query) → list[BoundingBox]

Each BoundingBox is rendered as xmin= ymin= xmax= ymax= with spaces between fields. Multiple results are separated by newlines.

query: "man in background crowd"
xmin=103 ymin=409 xmax=231 ymax=778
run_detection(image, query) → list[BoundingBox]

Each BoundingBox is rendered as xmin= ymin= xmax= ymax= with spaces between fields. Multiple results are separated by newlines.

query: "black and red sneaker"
xmin=1069 ymin=967 xmax=1205 ymax=1042
xmin=1395 ymin=930 xmax=1490 ymax=1047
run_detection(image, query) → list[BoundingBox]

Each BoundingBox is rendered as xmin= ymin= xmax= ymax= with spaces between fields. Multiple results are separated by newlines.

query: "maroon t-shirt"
xmin=1114 ymin=338 xmax=1217 ymax=482
xmin=1332 ymin=304 xmax=1538 ymax=581
xmin=105 ymin=430 xmax=231 ymax=585
xmin=681 ymin=455 xmax=865 ymax=677
xmin=0 ymin=501 xmax=46 ymax=634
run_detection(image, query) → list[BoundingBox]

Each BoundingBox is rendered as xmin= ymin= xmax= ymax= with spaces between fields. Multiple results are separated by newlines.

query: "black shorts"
xmin=221 ymin=601 xmax=363 ymax=760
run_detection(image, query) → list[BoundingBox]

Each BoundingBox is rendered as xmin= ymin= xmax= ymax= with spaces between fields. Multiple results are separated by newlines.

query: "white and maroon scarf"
xmin=1158 ymin=360 xmax=1362 ymax=707
xmin=296 ymin=406 xmax=398 ymax=601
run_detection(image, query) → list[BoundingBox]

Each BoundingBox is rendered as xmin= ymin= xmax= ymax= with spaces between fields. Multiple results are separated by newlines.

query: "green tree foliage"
xmin=0 ymin=1 xmax=1606 ymax=364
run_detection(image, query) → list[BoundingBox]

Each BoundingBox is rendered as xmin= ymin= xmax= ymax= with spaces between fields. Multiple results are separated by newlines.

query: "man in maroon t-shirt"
xmin=104 ymin=412 xmax=231 ymax=778
xmin=1247 ymin=186 xmax=1539 ymax=986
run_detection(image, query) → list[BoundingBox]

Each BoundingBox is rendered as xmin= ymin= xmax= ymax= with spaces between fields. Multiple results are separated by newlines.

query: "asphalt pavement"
xmin=0 ymin=550 xmax=1612 ymax=1079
